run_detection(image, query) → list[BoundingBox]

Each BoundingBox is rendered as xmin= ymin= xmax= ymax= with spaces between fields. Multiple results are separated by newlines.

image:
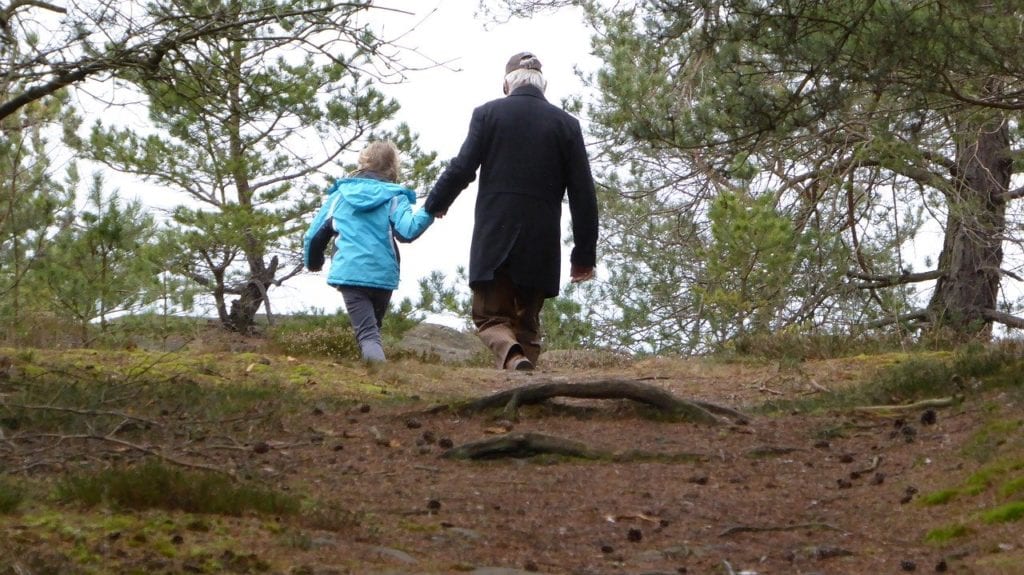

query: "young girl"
xmin=304 ymin=141 xmax=434 ymax=362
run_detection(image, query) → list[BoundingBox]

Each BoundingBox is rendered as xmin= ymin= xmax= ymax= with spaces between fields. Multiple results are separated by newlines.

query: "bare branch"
xmin=939 ymin=71 xmax=1024 ymax=111
xmin=847 ymin=269 xmax=944 ymax=289
xmin=864 ymin=310 xmax=929 ymax=329
xmin=981 ymin=308 xmax=1024 ymax=329
xmin=1000 ymin=268 xmax=1024 ymax=282
xmin=1 ymin=2 xmax=409 ymax=120
xmin=999 ymin=185 xmax=1024 ymax=202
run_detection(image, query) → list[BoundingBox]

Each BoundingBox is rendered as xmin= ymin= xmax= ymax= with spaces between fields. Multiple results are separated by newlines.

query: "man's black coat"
xmin=423 ymin=84 xmax=599 ymax=298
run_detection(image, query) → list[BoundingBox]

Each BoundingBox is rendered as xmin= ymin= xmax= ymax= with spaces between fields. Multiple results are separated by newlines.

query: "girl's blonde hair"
xmin=357 ymin=140 xmax=401 ymax=182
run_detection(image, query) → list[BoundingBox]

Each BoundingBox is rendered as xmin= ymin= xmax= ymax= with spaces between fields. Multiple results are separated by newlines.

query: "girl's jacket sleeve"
xmin=303 ymin=193 xmax=342 ymax=271
xmin=389 ymin=195 xmax=434 ymax=243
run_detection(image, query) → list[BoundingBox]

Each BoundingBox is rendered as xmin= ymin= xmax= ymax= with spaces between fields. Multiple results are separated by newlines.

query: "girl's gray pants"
xmin=338 ymin=285 xmax=392 ymax=362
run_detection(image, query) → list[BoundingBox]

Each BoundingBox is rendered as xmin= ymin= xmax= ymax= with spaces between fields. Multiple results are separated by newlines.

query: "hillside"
xmin=1 ymin=336 xmax=1023 ymax=574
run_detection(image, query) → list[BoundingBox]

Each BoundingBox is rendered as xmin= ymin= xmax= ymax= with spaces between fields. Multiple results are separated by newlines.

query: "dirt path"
xmin=2 ymin=351 xmax=1022 ymax=574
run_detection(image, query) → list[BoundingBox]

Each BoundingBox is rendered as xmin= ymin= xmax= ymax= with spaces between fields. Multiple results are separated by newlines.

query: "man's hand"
xmin=431 ymin=209 xmax=447 ymax=219
xmin=570 ymin=264 xmax=594 ymax=283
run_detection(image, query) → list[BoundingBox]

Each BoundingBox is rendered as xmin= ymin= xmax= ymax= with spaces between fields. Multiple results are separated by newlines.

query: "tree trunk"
xmin=227 ymin=259 xmax=266 ymax=334
xmin=224 ymin=41 xmax=266 ymax=335
xmin=927 ymin=102 xmax=1011 ymax=339
xmin=227 ymin=255 xmax=278 ymax=334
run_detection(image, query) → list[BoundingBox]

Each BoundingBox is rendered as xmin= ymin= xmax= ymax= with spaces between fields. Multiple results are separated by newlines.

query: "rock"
xmin=443 ymin=527 xmax=483 ymax=540
xmin=371 ymin=546 xmax=418 ymax=564
xmin=396 ymin=323 xmax=488 ymax=364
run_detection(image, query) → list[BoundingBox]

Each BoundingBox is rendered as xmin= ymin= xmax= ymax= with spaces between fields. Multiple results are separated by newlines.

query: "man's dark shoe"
xmin=505 ymin=354 xmax=534 ymax=371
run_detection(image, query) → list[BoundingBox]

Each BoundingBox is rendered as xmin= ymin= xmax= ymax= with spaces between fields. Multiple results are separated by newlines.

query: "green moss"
xmin=152 ymin=538 xmax=179 ymax=558
xmin=919 ymin=489 xmax=959 ymax=506
xmin=56 ymin=459 xmax=301 ymax=517
xmin=292 ymin=365 xmax=316 ymax=377
xmin=963 ymin=420 xmax=1023 ymax=463
xmin=69 ymin=541 xmax=101 ymax=564
xmin=924 ymin=523 xmax=972 ymax=543
xmin=0 ymin=477 xmax=25 ymax=514
xmin=999 ymin=475 xmax=1024 ymax=498
xmin=980 ymin=501 xmax=1024 ymax=524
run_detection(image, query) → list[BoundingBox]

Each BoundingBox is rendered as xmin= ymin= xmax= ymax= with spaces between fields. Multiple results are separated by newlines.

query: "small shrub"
xmin=758 ymin=352 xmax=956 ymax=415
xmin=0 ymin=476 xmax=25 ymax=514
xmin=56 ymin=460 xmax=300 ymax=516
xmin=268 ymin=314 xmax=360 ymax=360
xmin=729 ymin=331 xmax=908 ymax=361
xmin=857 ymin=355 xmax=958 ymax=405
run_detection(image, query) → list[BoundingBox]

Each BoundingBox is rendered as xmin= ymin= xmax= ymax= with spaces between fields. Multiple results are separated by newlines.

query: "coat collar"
xmin=508 ymin=84 xmax=547 ymax=101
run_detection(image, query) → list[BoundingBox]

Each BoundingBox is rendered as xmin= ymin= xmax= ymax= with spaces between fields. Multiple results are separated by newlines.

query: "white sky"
xmin=67 ymin=1 xmax=993 ymax=324
xmin=272 ymin=1 xmax=600 ymax=317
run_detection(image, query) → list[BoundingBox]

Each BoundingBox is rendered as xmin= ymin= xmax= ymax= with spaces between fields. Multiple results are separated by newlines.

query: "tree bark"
xmin=228 ymin=259 xmax=275 ymax=334
xmin=927 ymin=90 xmax=1011 ymax=339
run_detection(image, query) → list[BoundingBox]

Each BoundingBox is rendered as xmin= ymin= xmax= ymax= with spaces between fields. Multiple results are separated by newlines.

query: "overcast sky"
xmin=279 ymin=1 xmax=600 ymax=317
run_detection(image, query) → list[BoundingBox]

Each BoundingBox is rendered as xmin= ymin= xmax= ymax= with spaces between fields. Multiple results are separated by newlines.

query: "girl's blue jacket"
xmin=304 ymin=175 xmax=433 ymax=290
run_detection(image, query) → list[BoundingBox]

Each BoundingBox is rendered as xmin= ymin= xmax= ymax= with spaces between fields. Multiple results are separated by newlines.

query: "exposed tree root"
xmin=453 ymin=378 xmax=748 ymax=425
xmin=851 ymin=395 xmax=962 ymax=416
xmin=442 ymin=431 xmax=707 ymax=463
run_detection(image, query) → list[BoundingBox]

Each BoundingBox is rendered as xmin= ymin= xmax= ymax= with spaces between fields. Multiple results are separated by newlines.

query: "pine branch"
xmin=847 ymin=269 xmax=943 ymax=289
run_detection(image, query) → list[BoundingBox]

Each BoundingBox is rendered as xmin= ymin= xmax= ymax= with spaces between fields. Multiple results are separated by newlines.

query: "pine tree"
xmin=76 ymin=0 xmax=436 ymax=332
xmin=0 ymin=72 xmax=76 ymax=340
xmin=42 ymin=175 xmax=169 ymax=342
xmin=492 ymin=0 xmax=1024 ymax=349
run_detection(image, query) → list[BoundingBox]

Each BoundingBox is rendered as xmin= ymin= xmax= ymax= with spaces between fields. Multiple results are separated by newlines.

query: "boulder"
xmin=397 ymin=323 xmax=488 ymax=364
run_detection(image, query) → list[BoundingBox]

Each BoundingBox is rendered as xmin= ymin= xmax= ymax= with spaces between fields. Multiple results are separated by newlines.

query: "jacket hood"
xmin=326 ymin=177 xmax=417 ymax=211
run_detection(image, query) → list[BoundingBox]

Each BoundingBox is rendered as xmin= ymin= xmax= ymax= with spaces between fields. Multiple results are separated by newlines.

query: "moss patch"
xmin=56 ymin=460 xmax=300 ymax=517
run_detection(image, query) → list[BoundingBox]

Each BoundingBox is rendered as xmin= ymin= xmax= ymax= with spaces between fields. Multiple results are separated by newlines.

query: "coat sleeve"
xmin=390 ymin=195 xmax=434 ymax=243
xmin=303 ymin=194 xmax=340 ymax=271
xmin=565 ymin=119 xmax=599 ymax=268
xmin=423 ymin=107 xmax=487 ymax=215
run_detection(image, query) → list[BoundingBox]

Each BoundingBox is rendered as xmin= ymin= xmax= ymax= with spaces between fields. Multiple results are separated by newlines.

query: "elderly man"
xmin=424 ymin=52 xmax=599 ymax=371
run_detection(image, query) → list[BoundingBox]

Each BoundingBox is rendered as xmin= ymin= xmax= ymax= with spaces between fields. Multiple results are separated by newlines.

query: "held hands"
xmin=570 ymin=264 xmax=595 ymax=283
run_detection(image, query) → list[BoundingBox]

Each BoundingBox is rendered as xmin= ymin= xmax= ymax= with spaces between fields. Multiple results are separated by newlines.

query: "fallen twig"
xmin=807 ymin=378 xmax=831 ymax=393
xmin=854 ymin=455 xmax=882 ymax=475
xmin=756 ymin=384 xmax=784 ymax=396
xmin=3 ymin=403 xmax=161 ymax=427
xmin=719 ymin=522 xmax=845 ymax=537
xmin=30 ymin=432 xmax=234 ymax=477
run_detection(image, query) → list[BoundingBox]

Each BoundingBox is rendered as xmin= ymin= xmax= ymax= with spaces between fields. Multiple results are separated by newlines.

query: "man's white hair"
xmin=504 ymin=68 xmax=547 ymax=94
